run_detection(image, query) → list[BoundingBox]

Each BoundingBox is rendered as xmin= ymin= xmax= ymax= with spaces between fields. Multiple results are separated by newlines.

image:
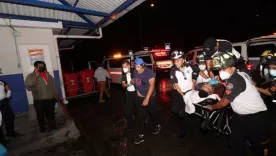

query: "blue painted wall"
xmin=0 ymin=73 xmax=28 ymax=113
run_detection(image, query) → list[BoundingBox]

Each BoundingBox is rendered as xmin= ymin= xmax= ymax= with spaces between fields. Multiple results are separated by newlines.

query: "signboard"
xmin=28 ymin=48 xmax=45 ymax=66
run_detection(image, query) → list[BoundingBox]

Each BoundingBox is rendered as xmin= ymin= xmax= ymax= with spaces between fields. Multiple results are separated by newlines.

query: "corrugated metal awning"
xmin=0 ymin=0 xmax=145 ymax=47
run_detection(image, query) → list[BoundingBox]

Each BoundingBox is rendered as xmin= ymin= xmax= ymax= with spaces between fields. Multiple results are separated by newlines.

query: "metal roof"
xmin=0 ymin=0 xmax=145 ymax=48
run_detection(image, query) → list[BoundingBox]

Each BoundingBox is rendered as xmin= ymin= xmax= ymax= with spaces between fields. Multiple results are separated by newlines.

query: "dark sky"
xmin=66 ymin=0 xmax=276 ymax=70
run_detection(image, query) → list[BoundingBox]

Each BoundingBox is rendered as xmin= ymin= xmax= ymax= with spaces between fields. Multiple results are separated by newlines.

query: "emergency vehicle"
xmin=187 ymin=34 xmax=276 ymax=70
xmin=89 ymin=48 xmax=173 ymax=84
xmin=233 ymin=33 xmax=276 ymax=70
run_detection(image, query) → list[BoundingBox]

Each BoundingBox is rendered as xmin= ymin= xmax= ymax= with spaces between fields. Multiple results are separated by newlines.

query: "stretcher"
xmin=194 ymin=99 xmax=232 ymax=136
xmin=184 ymin=83 xmax=232 ymax=136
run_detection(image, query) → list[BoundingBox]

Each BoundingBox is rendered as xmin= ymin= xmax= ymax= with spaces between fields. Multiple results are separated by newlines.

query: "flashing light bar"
xmin=154 ymin=51 xmax=168 ymax=57
xmin=113 ymin=53 xmax=122 ymax=58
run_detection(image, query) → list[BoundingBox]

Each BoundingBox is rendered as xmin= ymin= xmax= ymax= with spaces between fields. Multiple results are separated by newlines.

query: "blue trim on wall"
xmin=0 ymin=74 xmax=28 ymax=113
xmin=53 ymin=70 xmax=63 ymax=99
xmin=2 ymin=0 xmax=109 ymax=17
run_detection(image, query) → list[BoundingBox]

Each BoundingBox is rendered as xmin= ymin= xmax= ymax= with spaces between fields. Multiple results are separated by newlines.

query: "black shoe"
xmin=177 ymin=132 xmax=186 ymax=139
xmin=152 ymin=124 xmax=161 ymax=135
xmin=133 ymin=134 xmax=144 ymax=145
xmin=6 ymin=132 xmax=20 ymax=138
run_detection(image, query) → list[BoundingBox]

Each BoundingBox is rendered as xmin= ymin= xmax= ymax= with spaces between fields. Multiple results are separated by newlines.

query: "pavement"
xmin=7 ymin=78 xmax=276 ymax=156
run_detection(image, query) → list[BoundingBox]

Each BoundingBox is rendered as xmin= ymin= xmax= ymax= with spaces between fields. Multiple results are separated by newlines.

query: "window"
xmin=136 ymin=55 xmax=152 ymax=64
xmin=185 ymin=52 xmax=194 ymax=62
xmin=248 ymin=44 xmax=276 ymax=57
xmin=233 ymin=46 xmax=242 ymax=54
xmin=88 ymin=61 xmax=99 ymax=70
xmin=109 ymin=57 xmax=130 ymax=68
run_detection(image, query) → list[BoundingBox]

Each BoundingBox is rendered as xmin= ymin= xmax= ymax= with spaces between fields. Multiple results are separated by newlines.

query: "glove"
xmin=209 ymin=78 xmax=219 ymax=85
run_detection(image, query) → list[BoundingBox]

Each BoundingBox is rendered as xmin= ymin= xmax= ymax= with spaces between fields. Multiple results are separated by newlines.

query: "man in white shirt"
xmin=94 ymin=65 xmax=111 ymax=103
xmin=121 ymin=60 xmax=136 ymax=133
xmin=207 ymin=52 xmax=269 ymax=156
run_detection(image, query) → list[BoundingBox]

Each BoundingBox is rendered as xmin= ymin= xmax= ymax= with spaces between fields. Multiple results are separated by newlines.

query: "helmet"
xmin=197 ymin=53 xmax=205 ymax=64
xmin=171 ymin=50 xmax=184 ymax=60
xmin=212 ymin=52 xmax=237 ymax=70
xmin=262 ymin=50 xmax=276 ymax=65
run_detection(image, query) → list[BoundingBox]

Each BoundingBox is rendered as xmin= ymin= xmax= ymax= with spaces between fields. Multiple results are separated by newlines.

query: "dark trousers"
xmin=135 ymin=96 xmax=159 ymax=134
xmin=171 ymin=90 xmax=186 ymax=134
xmin=124 ymin=91 xmax=136 ymax=129
xmin=34 ymin=99 xmax=56 ymax=130
xmin=1 ymin=99 xmax=15 ymax=135
xmin=230 ymin=111 xmax=270 ymax=156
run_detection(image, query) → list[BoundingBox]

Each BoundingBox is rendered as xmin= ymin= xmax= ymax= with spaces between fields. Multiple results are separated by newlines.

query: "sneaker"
xmin=152 ymin=124 xmax=161 ymax=135
xmin=99 ymin=100 xmax=105 ymax=103
xmin=134 ymin=134 xmax=144 ymax=145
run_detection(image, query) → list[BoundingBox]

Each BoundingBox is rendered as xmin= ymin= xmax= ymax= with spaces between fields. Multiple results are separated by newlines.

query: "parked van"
xmin=88 ymin=49 xmax=173 ymax=84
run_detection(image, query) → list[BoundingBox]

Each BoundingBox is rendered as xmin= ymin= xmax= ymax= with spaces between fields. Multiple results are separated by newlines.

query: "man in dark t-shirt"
xmin=132 ymin=58 xmax=161 ymax=145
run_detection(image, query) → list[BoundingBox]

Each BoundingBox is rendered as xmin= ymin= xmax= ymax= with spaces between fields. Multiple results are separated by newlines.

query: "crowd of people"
xmin=0 ymin=37 xmax=275 ymax=156
xmin=120 ymin=37 xmax=274 ymax=156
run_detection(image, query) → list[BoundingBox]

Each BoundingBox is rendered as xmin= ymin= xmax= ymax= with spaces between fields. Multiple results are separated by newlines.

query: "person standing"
xmin=207 ymin=52 xmax=270 ymax=156
xmin=170 ymin=50 xmax=200 ymax=138
xmin=132 ymin=58 xmax=161 ymax=144
xmin=25 ymin=61 xmax=58 ymax=133
xmin=121 ymin=60 xmax=136 ymax=133
xmin=94 ymin=65 xmax=111 ymax=103
xmin=0 ymin=80 xmax=20 ymax=138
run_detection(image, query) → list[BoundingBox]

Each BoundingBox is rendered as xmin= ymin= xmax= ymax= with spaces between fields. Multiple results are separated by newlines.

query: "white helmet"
xmin=171 ymin=50 xmax=184 ymax=60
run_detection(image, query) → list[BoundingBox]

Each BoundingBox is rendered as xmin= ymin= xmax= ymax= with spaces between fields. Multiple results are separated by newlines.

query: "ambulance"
xmin=187 ymin=34 xmax=276 ymax=70
xmin=89 ymin=48 xmax=173 ymax=84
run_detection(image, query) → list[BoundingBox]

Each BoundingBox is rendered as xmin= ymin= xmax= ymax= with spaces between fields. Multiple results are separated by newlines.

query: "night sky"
xmin=64 ymin=0 xmax=276 ymax=71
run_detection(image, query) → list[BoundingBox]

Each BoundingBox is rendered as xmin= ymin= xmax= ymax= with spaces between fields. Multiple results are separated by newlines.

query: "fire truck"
xmin=89 ymin=48 xmax=173 ymax=84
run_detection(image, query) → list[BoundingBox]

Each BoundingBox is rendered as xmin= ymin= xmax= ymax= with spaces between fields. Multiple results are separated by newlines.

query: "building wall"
xmin=0 ymin=27 xmax=62 ymax=113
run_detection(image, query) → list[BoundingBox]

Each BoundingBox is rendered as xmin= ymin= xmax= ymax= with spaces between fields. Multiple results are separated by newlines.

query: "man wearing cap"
xmin=206 ymin=52 xmax=269 ymax=156
xmin=132 ymin=58 xmax=161 ymax=145
xmin=203 ymin=37 xmax=244 ymax=78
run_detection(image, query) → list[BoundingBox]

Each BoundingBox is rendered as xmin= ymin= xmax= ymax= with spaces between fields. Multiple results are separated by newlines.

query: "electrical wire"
xmin=3 ymin=18 xmax=21 ymax=68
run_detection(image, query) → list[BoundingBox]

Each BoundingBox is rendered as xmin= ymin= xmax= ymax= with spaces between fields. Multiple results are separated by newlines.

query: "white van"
xmin=187 ymin=35 xmax=276 ymax=70
xmin=233 ymin=34 xmax=276 ymax=70
xmin=88 ymin=49 xmax=173 ymax=84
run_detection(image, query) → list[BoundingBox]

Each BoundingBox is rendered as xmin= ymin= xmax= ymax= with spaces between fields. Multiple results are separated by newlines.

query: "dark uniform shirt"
xmin=223 ymin=72 xmax=246 ymax=102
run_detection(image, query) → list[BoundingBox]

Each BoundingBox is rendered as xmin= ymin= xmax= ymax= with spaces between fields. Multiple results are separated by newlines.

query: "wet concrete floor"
xmin=23 ymin=78 xmax=276 ymax=156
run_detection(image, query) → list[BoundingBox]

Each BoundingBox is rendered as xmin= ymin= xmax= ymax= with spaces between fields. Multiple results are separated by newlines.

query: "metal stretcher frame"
xmin=193 ymin=102 xmax=232 ymax=136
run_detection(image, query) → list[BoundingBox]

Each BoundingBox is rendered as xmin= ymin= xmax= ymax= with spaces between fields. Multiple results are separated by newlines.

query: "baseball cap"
xmin=134 ymin=58 xmax=145 ymax=65
xmin=203 ymin=37 xmax=217 ymax=58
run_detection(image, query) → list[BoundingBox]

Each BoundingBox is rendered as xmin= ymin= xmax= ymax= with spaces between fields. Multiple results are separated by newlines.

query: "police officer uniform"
xmin=211 ymin=52 xmax=270 ymax=156
xmin=0 ymin=80 xmax=18 ymax=138
xmin=170 ymin=50 xmax=200 ymax=138
xmin=121 ymin=66 xmax=136 ymax=131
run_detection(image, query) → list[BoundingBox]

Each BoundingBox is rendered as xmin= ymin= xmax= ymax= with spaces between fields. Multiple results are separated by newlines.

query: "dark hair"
xmin=121 ymin=60 xmax=130 ymax=65
xmin=34 ymin=61 xmax=46 ymax=67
